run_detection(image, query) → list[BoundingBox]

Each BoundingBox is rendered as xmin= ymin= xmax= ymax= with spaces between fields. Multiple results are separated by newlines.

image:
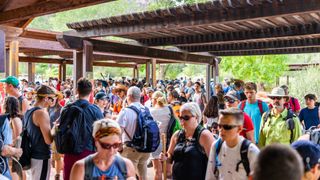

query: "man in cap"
xmin=259 ymin=87 xmax=302 ymax=147
xmin=224 ymin=91 xmax=255 ymax=142
xmin=0 ymin=76 xmax=29 ymax=115
xmin=292 ymin=140 xmax=320 ymax=180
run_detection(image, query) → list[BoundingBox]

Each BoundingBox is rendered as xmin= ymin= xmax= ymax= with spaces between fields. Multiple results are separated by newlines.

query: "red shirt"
xmin=240 ymin=113 xmax=254 ymax=138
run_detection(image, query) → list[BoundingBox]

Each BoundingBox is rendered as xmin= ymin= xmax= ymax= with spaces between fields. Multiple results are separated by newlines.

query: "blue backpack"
xmin=123 ymin=106 xmax=160 ymax=153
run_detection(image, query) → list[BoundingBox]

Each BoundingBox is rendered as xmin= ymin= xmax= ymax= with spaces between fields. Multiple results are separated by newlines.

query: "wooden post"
xmin=146 ymin=60 xmax=150 ymax=85
xmin=58 ymin=63 xmax=62 ymax=81
xmin=83 ymin=40 xmax=93 ymax=80
xmin=0 ymin=30 xmax=5 ymax=74
xmin=5 ymin=50 xmax=9 ymax=77
xmin=214 ymin=58 xmax=220 ymax=84
xmin=28 ymin=62 xmax=35 ymax=83
xmin=286 ymin=75 xmax=289 ymax=85
xmin=136 ymin=65 xmax=139 ymax=80
xmin=151 ymin=59 xmax=157 ymax=88
xmin=73 ymin=50 xmax=83 ymax=94
xmin=206 ymin=64 xmax=212 ymax=101
xmin=9 ymin=40 xmax=19 ymax=76
xmin=62 ymin=61 xmax=67 ymax=81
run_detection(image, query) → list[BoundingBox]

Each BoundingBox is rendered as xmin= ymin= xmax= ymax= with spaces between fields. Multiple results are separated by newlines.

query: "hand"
xmin=159 ymin=152 xmax=168 ymax=161
xmin=14 ymin=148 xmax=23 ymax=158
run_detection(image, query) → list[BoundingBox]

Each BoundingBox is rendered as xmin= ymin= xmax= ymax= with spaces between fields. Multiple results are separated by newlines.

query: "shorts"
xmin=51 ymin=142 xmax=63 ymax=161
xmin=151 ymin=140 xmax=163 ymax=160
xmin=29 ymin=158 xmax=51 ymax=180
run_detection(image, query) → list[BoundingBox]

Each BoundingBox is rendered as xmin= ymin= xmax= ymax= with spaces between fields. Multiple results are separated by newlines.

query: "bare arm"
xmin=70 ymin=160 xmax=85 ymax=180
xmin=123 ymin=158 xmax=136 ymax=179
xmin=199 ymin=129 xmax=215 ymax=157
xmin=21 ymin=99 xmax=30 ymax=115
xmin=11 ymin=117 xmax=22 ymax=143
xmin=33 ymin=109 xmax=53 ymax=145
xmin=245 ymin=130 xmax=255 ymax=144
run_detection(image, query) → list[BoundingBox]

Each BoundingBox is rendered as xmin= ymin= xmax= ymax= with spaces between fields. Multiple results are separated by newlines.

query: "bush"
xmin=288 ymin=67 xmax=320 ymax=107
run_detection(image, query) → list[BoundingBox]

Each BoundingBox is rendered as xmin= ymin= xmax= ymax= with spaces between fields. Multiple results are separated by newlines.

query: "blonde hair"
xmin=152 ymin=91 xmax=167 ymax=107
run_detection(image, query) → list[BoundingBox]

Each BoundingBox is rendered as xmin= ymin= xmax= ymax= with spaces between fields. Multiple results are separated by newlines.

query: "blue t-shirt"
xmin=299 ymin=107 xmax=320 ymax=130
xmin=73 ymin=100 xmax=104 ymax=151
xmin=1 ymin=118 xmax=13 ymax=179
xmin=91 ymin=156 xmax=126 ymax=179
xmin=238 ymin=100 xmax=269 ymax=143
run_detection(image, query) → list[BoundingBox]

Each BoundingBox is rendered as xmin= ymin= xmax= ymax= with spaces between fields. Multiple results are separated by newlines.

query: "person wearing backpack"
xmin=259 ymin=87 xmax=302 ymax=147
xmin=61 ymin=78 xmax=104 ymax=180
xmin=238 ymin=82 xmax=268 ymax=144
xmin=205 ymin=108 xmax=259 ymax=180
xmin=117 ymin=86 xmax=155 ymax=180
xmin=24 ymin=85 xmax=56 ymax=180
xmin=70 ymin=119 xmax=136 ymax=180
xmin=299 ymin=94 xmax=320 ymax=130
xmin=160 ymin=102 xmax=214 ymax=180
xmin=0 ymin=76 xmax=30 ymax=115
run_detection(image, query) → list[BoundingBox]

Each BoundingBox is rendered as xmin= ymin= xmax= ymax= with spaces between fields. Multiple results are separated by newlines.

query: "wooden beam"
xmin=19 ymin=37 xmax=71 ymax=52
xmin=93 ymin=62 xmax=136 ymax=68
xmin=9 ymin=40 xmax=19 ymax=76
xmin=73 ymin=50 xmax=83 ymax=93
xmin=0 ymin=30 xmax=4 ymax=73
xmin=19 ymin=56 xmax=72 ymax=64
xmin=20 ymin=28 xmax=57 ymax=41
xmin=0 ymin=0 xmax=112 ymax=24
xmin=146 ymin=60 xmax=150 ymax=85
xmin=5 ymin=49 xmax=9 ymax=76
xmin=181 ymin=38 xmax=320 ymax=52
xmin=212 ymin=47 xmax=320 ymax=56
xmin=68 ymin=0 xmax=320 ymax=37
xmin=57 ymin=34 xmax=214 ymax=64
xmin=0 ymin=25 xmax=23 ymax=41
xmin=141 ymin=23 xmax=320 ymax=46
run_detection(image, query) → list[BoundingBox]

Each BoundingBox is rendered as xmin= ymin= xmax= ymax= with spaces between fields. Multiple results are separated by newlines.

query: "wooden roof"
xmin=0 ymin=0 xmax=112 ymax=27
xmin=67 ymin=0 xmax=320 ymax=56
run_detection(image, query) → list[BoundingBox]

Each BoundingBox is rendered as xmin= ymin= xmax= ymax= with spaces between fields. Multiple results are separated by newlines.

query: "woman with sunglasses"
xmin=70 ymin=119 xmax=135 ymax=180
xmin=161 ymin=102 xmax=214 ymax=180
xmin=205 ymin=108 xmax=259 ymax=180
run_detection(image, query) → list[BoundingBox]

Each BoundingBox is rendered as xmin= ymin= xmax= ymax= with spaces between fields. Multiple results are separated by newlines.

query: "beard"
xmin=273 ymin=102 xmax=283 ymax=109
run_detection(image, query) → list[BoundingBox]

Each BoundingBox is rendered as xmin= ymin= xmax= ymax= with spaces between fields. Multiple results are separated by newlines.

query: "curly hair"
xmin=4 ymin=96 xmax=21 ymax=119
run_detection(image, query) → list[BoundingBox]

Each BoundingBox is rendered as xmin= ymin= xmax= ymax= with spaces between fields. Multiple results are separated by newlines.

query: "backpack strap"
xmin=84 ymin=155 xmax=94 ymax=180
xmin=236 ymin=139 xmax=251 ymax=176
xmin=214 ymin=138 xmax=223 ymax=176
xmin=124 ymin=106 xmax=142 ymax=141
xmin=285 ymin=110 xmax=296 ymax=144
xmin=257 ymin=100 xmax=264 ymax=115
xmin=114 ymin=155 xmax=128 ymax=178
xmin=17 ymin=95 xmax=24 ymax=112
xmin=260 ymin=110 xmax=271 ymax=134
xmin=290 ymin=97 xmax=296 ymax=110
xmin=240 ymin=101 xmax=246 ymax=111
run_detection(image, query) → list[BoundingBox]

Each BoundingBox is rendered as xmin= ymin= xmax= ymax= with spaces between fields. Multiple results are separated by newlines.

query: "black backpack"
xmin=214 ymin=138 xmax=251 ymax=177
xmin=84 ymin=155 xmax=127 ymax=180
xmin=19 ymin=107 xmax=41 ymax=170
xmin=123 ymin=106 xmax=160 ymax=153
xmin=166 ymin=106 xmax=177 ymax=149
xmin=261 ymin=109 xmax=296 ymax=143
xmin=54 ymin=102 xmax=89 ymax=154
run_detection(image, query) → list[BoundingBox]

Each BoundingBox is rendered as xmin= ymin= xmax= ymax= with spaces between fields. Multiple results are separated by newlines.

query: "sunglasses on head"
xmin=98 ymin=141 xmax=122 ymax=150
xmin=224 ymin=98 xmax=236 ymax=103
xmin=270 ymin=97 xmax=282 ymax=100
xmin=218 ymin=124 xmax=239 ymax=130
xmin=178 ymin=115 xmax=194 ymax=121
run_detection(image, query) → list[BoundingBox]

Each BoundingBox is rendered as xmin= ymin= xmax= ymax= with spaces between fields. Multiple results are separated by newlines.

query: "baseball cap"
xmin=291 ymin=140 xmax=320 ymax=172
xmin=224 ymin=90 xmax=239 ymax=101
xmin=146 ymin=87 xmax=154 ymax=93
xmin=0 ymin=76 xmax=19 ymax=87
xmin=95 ymin=92 xmax=108 ymax=100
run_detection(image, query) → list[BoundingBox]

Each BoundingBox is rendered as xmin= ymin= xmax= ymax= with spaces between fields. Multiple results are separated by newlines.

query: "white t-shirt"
xmin=144 ymin=100 xmax=152 ymax=109
xmin=116 ymin=102 xmax=144 ymax=142
xmin=150 ymin=106 xmax=171 ymax=134
xmin=205 ymin=136 xmax=260 ymax=180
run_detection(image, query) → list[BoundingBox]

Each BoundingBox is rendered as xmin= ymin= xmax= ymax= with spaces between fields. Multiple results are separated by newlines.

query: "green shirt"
xmin=259 ymin=109 xmax=302 ymax=147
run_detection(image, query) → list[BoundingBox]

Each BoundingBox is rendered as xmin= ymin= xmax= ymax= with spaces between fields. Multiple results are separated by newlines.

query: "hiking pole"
xmin=161 ymin=133 xmax=167 ymax=180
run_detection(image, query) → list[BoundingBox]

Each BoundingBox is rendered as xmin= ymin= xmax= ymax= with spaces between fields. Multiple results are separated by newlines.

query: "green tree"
xmin=220 ymin=55 xmax=289 ymax=85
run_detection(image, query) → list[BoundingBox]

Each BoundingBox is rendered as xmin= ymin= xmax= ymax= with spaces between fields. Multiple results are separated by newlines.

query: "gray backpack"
xmin=309 ymin=127 xmax=320 ymax=144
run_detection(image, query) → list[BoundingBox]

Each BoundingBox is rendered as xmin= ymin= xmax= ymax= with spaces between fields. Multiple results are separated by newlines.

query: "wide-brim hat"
xmin=267 ymin=87 xmax=289 ymax=97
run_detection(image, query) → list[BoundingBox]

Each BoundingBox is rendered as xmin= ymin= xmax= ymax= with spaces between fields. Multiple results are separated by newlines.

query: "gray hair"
xmin=180 ymin=102 xmax=202 ymax=123
xmin=127 ymin=86 xmax=141 ymax=102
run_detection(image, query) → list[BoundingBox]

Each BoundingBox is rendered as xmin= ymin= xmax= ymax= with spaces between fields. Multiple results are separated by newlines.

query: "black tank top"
xmin=25 ymin=107 xmax=50 ymax=159
xmin=172 ymin=125 xmax=208 ymax=180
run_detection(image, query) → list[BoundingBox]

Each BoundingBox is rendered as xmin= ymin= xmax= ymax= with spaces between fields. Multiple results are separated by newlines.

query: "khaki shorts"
xmin=51 ymin=142 xmax=63 ymax=161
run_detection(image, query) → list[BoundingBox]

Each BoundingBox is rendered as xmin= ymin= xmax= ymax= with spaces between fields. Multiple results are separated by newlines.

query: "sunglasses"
xmin=224 ymin=98 xmax=236 ymax=103
xmin=98 ymin=141 xmax=122 ymax=150
xmin=270 ymin=97 xmax=282 ymax=100
xmin=178 ymin=115 xmax=194 ymax=121
xmin=218 ymin=124 xmax=239 ymax=130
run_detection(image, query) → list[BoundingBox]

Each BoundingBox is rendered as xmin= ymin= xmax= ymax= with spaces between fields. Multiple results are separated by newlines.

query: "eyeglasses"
xmin=224 ymin=98 xmax=236 ymax=104
xmin=218 ymin=124 xmax=239 ymax=130
xmin=178 ymin=115 xmax=194 ymax=121
xmin=270 ymin=97 xmax=282 ymax=100
xmin=98 ymin=141 xmax=122 ymax=150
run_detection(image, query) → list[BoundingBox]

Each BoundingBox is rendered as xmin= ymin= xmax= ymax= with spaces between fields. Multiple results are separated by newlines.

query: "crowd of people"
xmin=0 ymin=75 xmax=319 ymax=180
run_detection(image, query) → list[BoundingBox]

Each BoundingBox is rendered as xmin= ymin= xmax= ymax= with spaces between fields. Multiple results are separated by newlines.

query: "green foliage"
xmin=148 ymin=0 xmax=209 ymax=10
xmin=180 ymin=64 xmax=206 ymax=78
xmin=35 ymin=64 xmax=59 ymax=81
xmin=288 ymin=67 xmax=320 ymax=106
xmin=220 ymin=55 xmax=289 ymax=85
